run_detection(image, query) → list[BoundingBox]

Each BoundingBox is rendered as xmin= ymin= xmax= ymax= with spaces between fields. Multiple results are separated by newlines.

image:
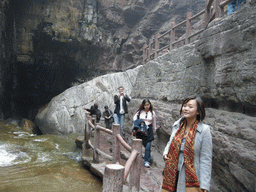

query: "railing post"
xmin=92 ymin=115 xmax=96 ymax=126
xmin=84 ymin=113 xmax=91 ymax=149
xmin=112 ymin=124 xmax=121 ymax=163
xmin=143 ymin=44 xmax=147 ymax=63
xmin=129 ymin=139 xmax=142 ymax=192
xmin=154 ymin=33 xmax=160 ymax=58
xmin=204 ymin=0 xmax=211 ymax=28
xmin=185 ymin=11 xmax=192 ymax=44
xmin=149 ymin=38 xmax=153 ymax=60
xmin=102 ymin=164 xmax=125 ymax=192
xmin=93 ymin=123 xmax=100 ymax=163
xmin=220 ymin=4 xmax=225 ymax=17
xmin=170 ymin=22 xmax=175 ymax=50
xmin=215 ymin=0 xmax=221 ymax=18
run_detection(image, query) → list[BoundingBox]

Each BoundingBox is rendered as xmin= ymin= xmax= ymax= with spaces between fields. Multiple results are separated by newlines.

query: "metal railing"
xmin=83 ymin=113 xmax=142 ymax=192
xmin=143 ymin=0 xmax=234 ymax=63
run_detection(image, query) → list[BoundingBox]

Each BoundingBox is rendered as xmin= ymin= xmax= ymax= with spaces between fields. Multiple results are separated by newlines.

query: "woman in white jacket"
xmin=133 ymin=99 xmax=156 ymax=168
xmin=161 ymin=96 xmax=212 ymax=192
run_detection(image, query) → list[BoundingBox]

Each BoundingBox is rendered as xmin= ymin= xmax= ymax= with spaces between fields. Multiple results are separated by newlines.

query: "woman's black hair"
xmin=179 ymin=95 xmax=205 ymax=121
xmin=138 ymin=99 xmax=153 ymax=112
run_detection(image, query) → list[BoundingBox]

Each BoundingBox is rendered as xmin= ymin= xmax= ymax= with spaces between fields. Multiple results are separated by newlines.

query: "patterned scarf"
xmin=162 ymin=120 xmax=200 ymax=191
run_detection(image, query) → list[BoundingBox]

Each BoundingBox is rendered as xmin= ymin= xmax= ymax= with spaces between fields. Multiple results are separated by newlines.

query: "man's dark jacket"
xmin=114 ymin=94 xmax=130 ymax=114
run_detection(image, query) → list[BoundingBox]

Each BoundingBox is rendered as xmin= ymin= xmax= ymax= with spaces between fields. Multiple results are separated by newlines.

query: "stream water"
xmin=0 ymin=121 xmax=102 ymax=192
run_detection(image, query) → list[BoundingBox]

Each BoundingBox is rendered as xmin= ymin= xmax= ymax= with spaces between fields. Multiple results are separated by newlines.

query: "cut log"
xmin=102 ymin=164 xmax=124 ymax=192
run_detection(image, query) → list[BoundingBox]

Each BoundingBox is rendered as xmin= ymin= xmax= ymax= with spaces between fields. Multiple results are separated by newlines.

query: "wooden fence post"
xmin=102 ymin=164 xmax=125 ymax=192
xmin=170 ymin=22 xmax=175 ymax=50
xmin=143 ymin=44 xmax=147 ymax=63
xmin=185 ymin=11 xmax=192 ymax=44
xmin=93 ymin=123 xmax=100 ymax=163
xmin=113 ymin=124 xmax=121 ymax=163
xmin=154 ymin=33 xmax=160 ymax=58
xmin=149 ymin=38 xmax=154 ymax=59
xmin=215 ymin=0 xmax=221 ymax=18
xmin=84 ymin=113 xmax=91 ymax=149
xmin=204 ymin=0 xmax=211 ymax=28
xmin=129 ymin=139 xmax=142 ymax=192
xmin=92 ymin=115 xmax=96 ymax=126
xmin=220 ymin=5 xmax=225 ymax=17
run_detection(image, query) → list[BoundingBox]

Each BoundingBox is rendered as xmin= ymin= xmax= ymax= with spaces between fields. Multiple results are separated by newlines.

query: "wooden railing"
xmin=83 ymin=113 xmax=142 ymax=192
xmin=143 ymin=0 xmax=234 ymax=63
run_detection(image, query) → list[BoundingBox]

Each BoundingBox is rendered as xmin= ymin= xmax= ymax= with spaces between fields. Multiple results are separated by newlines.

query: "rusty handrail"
xmin=157 ymin=44 xmax=169 ymax=53
xmin=143 ymin=0 xmax=231 ymax=63
xmin=102 ymin=139 xmax=142 ymax=191
xmin=88 ymin=139 xmax=94 ymax=149
xmin=219 ymin=0 xmax=234 ymax=8
xmin=188 ymin=28 xmax=205 ymax=39
xmin=116 ymin=134 xmax=132 ymax=153
xmin=159 ymin=28 xmax=172 ymax=39
xmin=189 ymin=9 xmax=205 ymax=21
xmin=84 ymin=116 xmax=142 ymax=191
xmin=172 ymin=38 xmax=185 ymax=46
xmin=88 ymin=121 xmax=95 ymax=129
xmin=173 ymin=20 xmax=186 ymax=29
xmin=97 ymin=125 xmax=113 ymax=135
xmin=85 ymin=117 xmax=133 ymax=160
xmin=96 ymin=148 xmax=114 ymax=161
xmin=123 ymin=149 xmax=139 ymax=182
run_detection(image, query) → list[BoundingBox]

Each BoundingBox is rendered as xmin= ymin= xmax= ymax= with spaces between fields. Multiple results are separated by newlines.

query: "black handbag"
xmin=109 ymin=117 xmax=114 ymax=123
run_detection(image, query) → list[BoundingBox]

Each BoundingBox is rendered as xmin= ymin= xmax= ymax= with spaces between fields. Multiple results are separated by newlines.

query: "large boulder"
xmin=35 ymin=67 xmax=142 ymax=134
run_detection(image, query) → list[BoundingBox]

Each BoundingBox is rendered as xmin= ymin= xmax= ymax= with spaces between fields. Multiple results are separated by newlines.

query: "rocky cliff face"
xmin=9 ymin=0 xmax=205 ymax=72
xmin=132 ymin=1 xmax=256 ymax=116
xmin=36 ymin=2 xmax=256 ymax=191
xmin=0 ymin=0 xmax=205 ymax=118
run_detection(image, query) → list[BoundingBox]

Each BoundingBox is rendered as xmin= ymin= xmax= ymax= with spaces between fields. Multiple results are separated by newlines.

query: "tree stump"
xmin=102 ymin=164 xmax=124 ymax=192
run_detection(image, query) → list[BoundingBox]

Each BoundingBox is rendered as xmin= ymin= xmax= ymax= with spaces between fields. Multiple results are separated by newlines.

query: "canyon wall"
xmin=0 ymin=0 xmax=205 ymax=118
xmin=36 ymin=2 xmax=256 ymax=191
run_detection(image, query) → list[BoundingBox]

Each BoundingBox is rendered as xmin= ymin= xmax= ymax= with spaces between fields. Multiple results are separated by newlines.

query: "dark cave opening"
xmin=2 ymin=59 xmax=82 ymax=121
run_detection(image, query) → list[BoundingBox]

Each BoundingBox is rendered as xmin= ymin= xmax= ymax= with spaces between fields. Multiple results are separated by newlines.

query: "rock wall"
xmin=36 ymin=2 xmax=256 ymax=191
xmin=127 ymin=99 xmax=256 ymax=192
xmin=0 ymin=0 xmax=16 ymax=119
xmin=132 ymin=1 xmax=256 ymax=116
xmin=9 ymin=0 xmax=205 ymax=72
xmin=197 ymin=2 xmax=256 ymax=115
xmin=36 ymin=66 xmax=142 ymax=134
xmin=1 ymin=0 xmax=206 ymax=118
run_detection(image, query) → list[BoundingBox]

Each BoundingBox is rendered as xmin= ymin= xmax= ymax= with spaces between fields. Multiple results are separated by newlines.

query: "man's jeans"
xmin=114 ymin=113 xmax=125 ymax=135
xmin=144 ymin=141 xmax=151 ymax=164
xmin=227 ymin=0 xmax=246 ymax=15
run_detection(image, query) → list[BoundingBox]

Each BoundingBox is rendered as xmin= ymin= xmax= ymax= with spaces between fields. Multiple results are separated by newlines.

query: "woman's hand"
xmin=163 ymin=155 xmax=169 ymax=161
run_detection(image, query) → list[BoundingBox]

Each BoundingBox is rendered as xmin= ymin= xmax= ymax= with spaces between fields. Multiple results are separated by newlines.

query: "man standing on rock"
xmin=114 ymin=86 xmax=130 ymax=136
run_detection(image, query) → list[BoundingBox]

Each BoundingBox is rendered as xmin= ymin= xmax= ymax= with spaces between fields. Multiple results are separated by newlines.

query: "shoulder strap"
xmin=137 ymin=110 xmax=141 ymax=119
